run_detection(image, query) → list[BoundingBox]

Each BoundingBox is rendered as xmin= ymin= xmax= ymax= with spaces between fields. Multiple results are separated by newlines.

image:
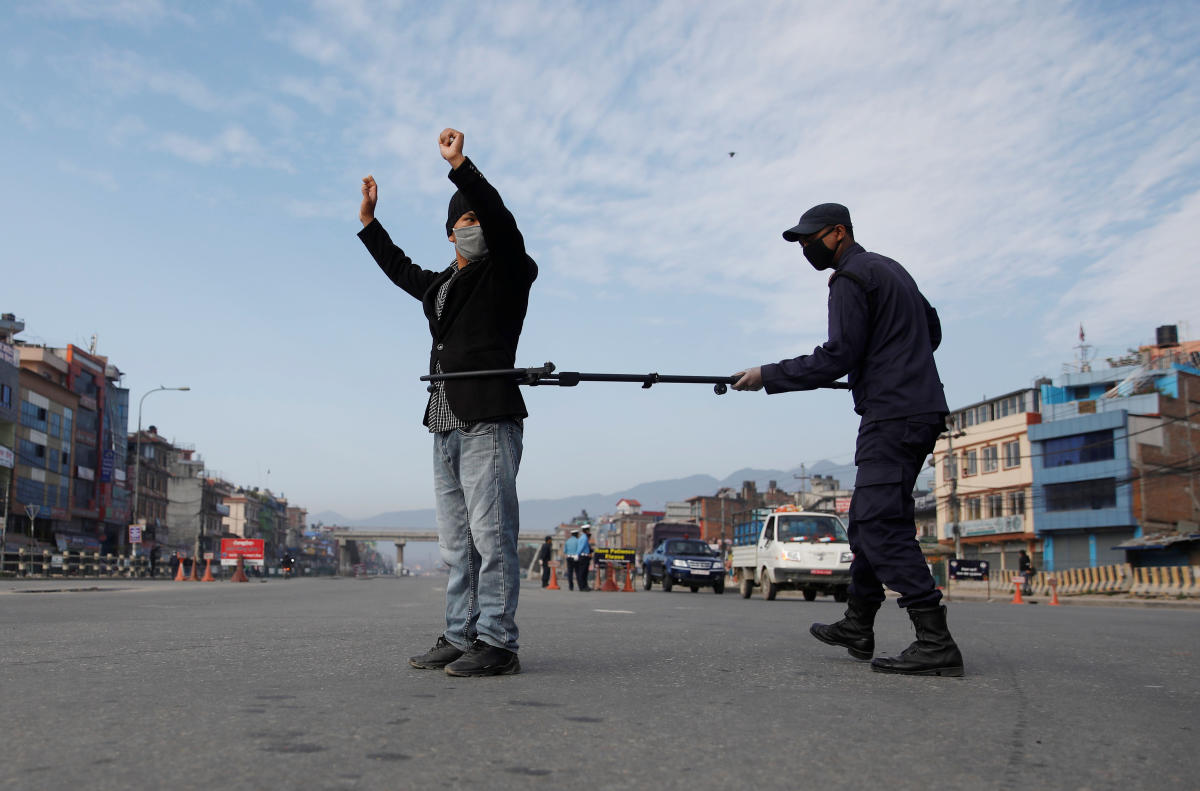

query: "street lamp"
xmin=130 ymin=386 xmax=190 ymax=556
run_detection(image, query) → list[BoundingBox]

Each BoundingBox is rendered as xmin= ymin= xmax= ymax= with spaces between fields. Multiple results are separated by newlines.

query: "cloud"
xmin=1051 ymin=189 xmax=1200 ymax=341
xmin=156 ymin=125 xmax=292 ymax=171
xmin=263 ymin=0 xmax=1196 ymax=345
xmin=57 ymin=159 xmax=119 ymax=191
xmin=28 ymin=0 xmax=189 ymax=27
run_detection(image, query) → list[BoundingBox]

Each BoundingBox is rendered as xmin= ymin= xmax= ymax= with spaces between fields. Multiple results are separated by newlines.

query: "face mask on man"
xmin=452 ymin=224 xmax=488 ymax=262
xmin=802 ymin=229 xmax=837 ymax=271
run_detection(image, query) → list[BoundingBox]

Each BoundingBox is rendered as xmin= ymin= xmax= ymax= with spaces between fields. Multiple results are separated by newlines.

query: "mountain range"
xmin=310 ymin=459 xmax=880 ymax=531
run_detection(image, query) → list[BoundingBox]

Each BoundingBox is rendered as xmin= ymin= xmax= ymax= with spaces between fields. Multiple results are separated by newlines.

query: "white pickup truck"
xmin=730 ymin=508 xmax=853 ymax=601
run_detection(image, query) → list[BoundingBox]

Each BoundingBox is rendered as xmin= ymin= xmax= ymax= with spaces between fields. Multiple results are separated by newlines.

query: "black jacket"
xmin=358 ymin=157 xmax=537 ymax=425
xmin=762 ymin=243 xmax=948 ymax=422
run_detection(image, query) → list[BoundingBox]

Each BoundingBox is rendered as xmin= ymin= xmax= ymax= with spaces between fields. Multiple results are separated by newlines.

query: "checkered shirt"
xmin=425 ymin=263 xmax=471 ymax=433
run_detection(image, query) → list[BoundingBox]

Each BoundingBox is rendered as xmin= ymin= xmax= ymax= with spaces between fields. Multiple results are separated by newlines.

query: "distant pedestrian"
xmin=565 ymin=530 xmax=580 ymax=591
xmin=734 ymin=202 xmax=963 ymax=676
xmin=360 ymin=128 xmax=537 ymax=677
xmin=576 ymin=526 xmax=593 ymax=592
xmin=538 ymin=536 xmax=553 ymax=588
xmin=1019 ymin=550 xmax=1035 ymax=596
xmin=149 ymin=545 xmax=160 ymax=578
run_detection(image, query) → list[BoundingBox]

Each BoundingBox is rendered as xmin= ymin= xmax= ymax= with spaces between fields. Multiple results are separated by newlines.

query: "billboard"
xmin=221 ymin=538 xmax=265 ymax=567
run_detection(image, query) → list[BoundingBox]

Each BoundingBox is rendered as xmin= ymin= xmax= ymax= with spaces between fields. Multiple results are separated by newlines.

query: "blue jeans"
xmin=432 ymin=419 xmax=523 ymax=652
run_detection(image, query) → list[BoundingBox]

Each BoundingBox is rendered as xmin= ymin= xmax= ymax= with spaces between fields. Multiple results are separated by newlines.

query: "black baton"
xmin=421 ymin=362 xmax=850 ymax=395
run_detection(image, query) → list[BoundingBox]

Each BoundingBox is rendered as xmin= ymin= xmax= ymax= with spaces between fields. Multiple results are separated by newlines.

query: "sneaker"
xmin=444 ymin=640 xmax=521 ymax=677
xmin=408 ymin=635 xmax=465 ymax=669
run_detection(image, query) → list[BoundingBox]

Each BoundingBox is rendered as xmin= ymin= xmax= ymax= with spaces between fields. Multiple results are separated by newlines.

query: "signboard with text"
xmin=221 ymin=538 xmax=265 ymax=567
xmin=834 ymin=497 xmax=852 ymax=514
xmin=593 ymin=547 xmax=636 ymax=565
xmin=128 ymin=524 xmax=142 ymax=544
xmin=948 ymin=559 xmax=990 ymax=580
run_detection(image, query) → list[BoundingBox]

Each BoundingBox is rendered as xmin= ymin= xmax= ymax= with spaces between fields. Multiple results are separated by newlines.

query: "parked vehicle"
xmin=642 ymin=538 xmax=725 ymax=594
xmin=730 ymin=507 xmax=851 ymax=601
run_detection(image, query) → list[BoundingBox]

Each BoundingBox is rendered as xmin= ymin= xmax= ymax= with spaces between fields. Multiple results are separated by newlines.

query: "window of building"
xmin=1003 ymin=440 xmax=1021 ymax=469
xmin=0 ymin=383 xmax=11 ymax=409
xmin=1044 ymin=478 xmax=1117 ymax=512
xmin=1009 ymin=490 xmax=1025 ymax=516
xmin=76 ymin=408 xmax=98 ymax=434
xmin=1044 ymin=430 xmax=1115 ymax=468
xmin=48 ymin=412 xmax=61 ymax=438
xmin=20 ymin=400 xmax=48 ymax=432
xmin=964 ymin=498 xmax=982 ymax=520
xmin=982 ymin=446 xmax=999 ymax=473
xmin=987 ymin=494 xmax=1004 ymax=517
xmin=964 ymin=450 xmax=978 ymax=476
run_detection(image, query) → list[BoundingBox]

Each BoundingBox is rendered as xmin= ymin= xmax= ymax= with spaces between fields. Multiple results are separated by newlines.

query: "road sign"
xmin=25 ymin=504 xmax=40 ymax=520
xmin=834 ymin=497 xmax=852 ymax=514
xmin=129 ymin=524 xmax=142 ymax=544
xmin=948 ymin=558 xmax=990 ymax=580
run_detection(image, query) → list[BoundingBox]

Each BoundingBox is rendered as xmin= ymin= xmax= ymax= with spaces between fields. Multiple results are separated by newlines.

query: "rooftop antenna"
xmin=1067 ymin=323 xmax=1094 ymax=373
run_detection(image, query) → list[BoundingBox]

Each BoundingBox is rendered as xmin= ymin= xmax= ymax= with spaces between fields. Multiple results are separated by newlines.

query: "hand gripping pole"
xmin=421 ymin=362 xmax=850 ymax=396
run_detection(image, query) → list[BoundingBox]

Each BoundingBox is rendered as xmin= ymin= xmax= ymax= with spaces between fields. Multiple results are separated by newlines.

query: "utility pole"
xmin=944 ymin=419 xmax=962 ymax=559
xmin=793 ymin=463 xmax=810 ymax=508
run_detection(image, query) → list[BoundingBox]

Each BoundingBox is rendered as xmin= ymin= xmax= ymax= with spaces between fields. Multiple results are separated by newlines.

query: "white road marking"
xmin=593 ymin=609 xmax=635 ymax=614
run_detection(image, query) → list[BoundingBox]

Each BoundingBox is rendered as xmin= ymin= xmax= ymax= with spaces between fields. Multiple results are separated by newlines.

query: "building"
xmin=932 ymin=387 xmax=1043 ymax=571
xmin=167 ymin=448 xmax=232 ymax=558
xmin=1029 ymin=333 xmax=1200 ymax=571
xmin=285 ymin=505 xmax=308 ymax=550
xmin=796 ymin=474 xmax=853 ymax=514
xmin=57 ymin=344 xmax=129 ymax=553
xmin=11 ymin=344 xmax=79 ymax=549
xmin=128 ymin=425 xmax=177 ymax=551
xmin=0 ymin=314 xmax=24 ymax=537
xmin=686 ymin=489 xmax=746 ymax=545
xmin=222 ymin=490 xmax=262 ymax=539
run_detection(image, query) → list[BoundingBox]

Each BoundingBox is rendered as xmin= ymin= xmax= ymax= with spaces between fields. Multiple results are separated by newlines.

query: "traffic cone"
xmin=547 ymin=565 xmax=560 ymax=590
xmin=201 ymin=558 xmax=215 ymax=582
xmin=230 ymin=555 xmax=249 ymax=583
xmin=188 ymin=558 xmax=200 ymax=582
xmin=1011 ymin=576 xmax=1025 ymax=604
xmin=1048 ymin=578 xmax=1061 ymax=606
xmin=622 ymin=564 xmax=635 ymax=592
xmin=600 ymin=564 xmax=620 ymax=592
xmin=174 ymin=557 xmax=186 ymax=582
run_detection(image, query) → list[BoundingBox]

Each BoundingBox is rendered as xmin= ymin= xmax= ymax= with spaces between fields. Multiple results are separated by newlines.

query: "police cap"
xmin=782 ymin=203 xmax=852 ymax=242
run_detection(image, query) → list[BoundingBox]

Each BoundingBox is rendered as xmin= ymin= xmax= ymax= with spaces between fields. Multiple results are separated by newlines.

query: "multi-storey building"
xmin=1030 ymin=334 xmax=1200 ymax=570
xmin=932 ymin=387 xmax=1043 ymax=571
xmin=285 ymin=504 xmax=308 ymax=550
xmin=0 ymin=314 xmax=23 ymax=534
xmin=222 ymin=489 xmax=262 ymax=539
xmin=12 ymin=345 xmax=79 ymax=548
xmin=57 ymin=344 xmax=129 ymax=552
xmin=128 ymin=425 xmax=176 ymax=551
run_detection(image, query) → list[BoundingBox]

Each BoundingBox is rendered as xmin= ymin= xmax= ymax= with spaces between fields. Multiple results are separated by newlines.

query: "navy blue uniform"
xmin=762 ymin=243 xmax=948 ymax=608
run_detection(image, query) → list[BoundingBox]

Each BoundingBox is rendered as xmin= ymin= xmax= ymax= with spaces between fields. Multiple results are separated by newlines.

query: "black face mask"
xmin=803 ymin=230 xmax=838 ymax=271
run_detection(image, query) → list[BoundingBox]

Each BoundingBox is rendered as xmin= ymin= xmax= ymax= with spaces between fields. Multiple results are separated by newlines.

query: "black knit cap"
xmin=445 ymin=190 xmax=473 ymax=237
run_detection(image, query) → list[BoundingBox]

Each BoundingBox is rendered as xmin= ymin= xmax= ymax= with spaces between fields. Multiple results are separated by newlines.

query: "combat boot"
xmin=809 ymin=596 xmax=881 ymax=660
xmin=871 ymin=604 xmax=964 ymax=677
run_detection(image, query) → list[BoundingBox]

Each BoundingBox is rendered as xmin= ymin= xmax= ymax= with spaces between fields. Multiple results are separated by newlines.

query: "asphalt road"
xmin=1 ymin=576 xmax=1195 ymax=790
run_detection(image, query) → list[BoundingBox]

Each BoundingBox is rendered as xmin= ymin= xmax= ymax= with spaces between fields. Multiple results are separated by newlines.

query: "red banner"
xmin=221 ymin=538 xmax=265 ymax=566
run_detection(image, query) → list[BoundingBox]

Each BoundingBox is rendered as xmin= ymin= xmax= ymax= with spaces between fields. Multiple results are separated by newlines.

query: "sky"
xmin=3 ymin=0 xmax=1198 ymax=521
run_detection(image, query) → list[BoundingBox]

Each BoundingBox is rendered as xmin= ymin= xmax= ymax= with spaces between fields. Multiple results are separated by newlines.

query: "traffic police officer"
xmin=732 ymin=202 xmax=964 ymax=677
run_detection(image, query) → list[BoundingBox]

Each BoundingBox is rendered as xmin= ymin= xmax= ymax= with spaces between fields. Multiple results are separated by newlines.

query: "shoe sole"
xmin=409 ymin=658 xmax=460 ymax=670
xmin=809 ymin=626 xmax=873 ymax=661
xmin=444 ymin=659 xmax=521 ymax=677
xmin=870 ymin=664 xmax=964 ymax=677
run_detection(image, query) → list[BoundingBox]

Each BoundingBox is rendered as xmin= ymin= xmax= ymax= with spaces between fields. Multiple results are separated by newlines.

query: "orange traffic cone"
xmin=230 ymin=555 xmax=249 ymax=583
xmin=622 ymin=564 xmax=635 ymax=592
xmin=1011 ymin=576 xmax=1025 ymax=604
xmin=1048 ymin=577 xmax=1061 ymax=606
xmin=174 ymin=557 xmax=186 ymax=582
xmin=547 ymin=565 xmax=561 ymax=590
xmin=600 ymin=564 xmax=620 ymax=592
xmin=201 ymin=558 xmax=215 ymax=582
xmin=188 ymin=557 xmax=200 ymax=582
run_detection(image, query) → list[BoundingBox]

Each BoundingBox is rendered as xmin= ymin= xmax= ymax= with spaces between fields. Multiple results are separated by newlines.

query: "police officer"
xmin=732 ymin=202 xmax=963 ymax=677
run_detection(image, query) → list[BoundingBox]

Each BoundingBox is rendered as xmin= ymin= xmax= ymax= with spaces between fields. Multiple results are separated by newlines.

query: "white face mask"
xmin=452 ymin=224 xmax=488 ymax=262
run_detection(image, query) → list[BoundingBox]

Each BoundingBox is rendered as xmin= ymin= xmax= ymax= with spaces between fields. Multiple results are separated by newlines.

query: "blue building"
xmin=1030 ymin=345 xmax=1200 ymax=570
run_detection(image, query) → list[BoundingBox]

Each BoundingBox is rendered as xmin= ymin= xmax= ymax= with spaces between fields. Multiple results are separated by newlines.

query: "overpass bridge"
xmin=328 ymin=528 xmax=549 ymax=576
